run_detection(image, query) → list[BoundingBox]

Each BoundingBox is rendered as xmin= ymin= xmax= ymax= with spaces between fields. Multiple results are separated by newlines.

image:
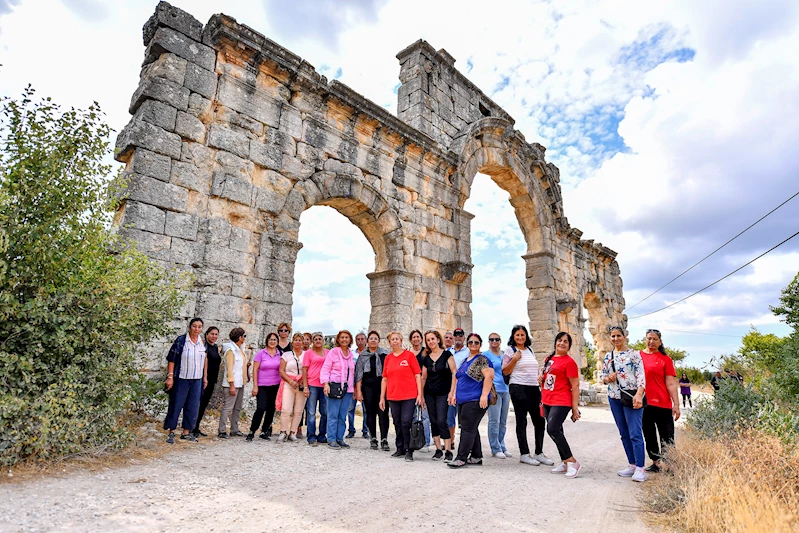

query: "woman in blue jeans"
xmin=302 ymin=333 xmax=328 ymax=445
xmin=321 ymin=330 xmax=356 ymax=450
xmin=483 ymin=332 xmax=511 ymax=458
xmin=601 ymin=326 xmax=647 ymax=482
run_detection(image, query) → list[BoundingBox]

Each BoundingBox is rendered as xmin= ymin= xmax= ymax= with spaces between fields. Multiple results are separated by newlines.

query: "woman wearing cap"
xmin=484 ymin=332 xmax=510 ymax=458
xmin=448 ymin=333 xmax=494 ymax=468
xmin=502 ymin=325 xmax=552 ymax=467
xmin=355 ymin=330 xmax=391 ymax=451
xmin=380 ymin=331 xmax=423 ymax=462
xmin=640 ymin=329 xmax=680 ymax=473
xmin=321 ymin=330 xmax=356 ymax=450
xmin=303 ymin=332 xmax=329 ymax=445
xmin=602 ymin=326 xmax=647 ymax=482
xmin=421 ymin=330 xmax=457 ymax=462
xmin=540 ymin=332 xmax=581 ymax=478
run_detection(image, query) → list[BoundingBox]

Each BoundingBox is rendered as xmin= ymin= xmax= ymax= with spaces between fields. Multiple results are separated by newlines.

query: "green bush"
xmin=0 ymin=88 xmax=186 ymax=466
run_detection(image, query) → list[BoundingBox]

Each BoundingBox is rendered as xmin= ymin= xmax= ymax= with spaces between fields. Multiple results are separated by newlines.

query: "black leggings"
xmin=643 ymin=405 xmax=675 ymax=462
xmin=389 ymin=399 xmax=416 ymax=454
xmin=509 ymin=384 xmax=545 ymax=456
xmin=250 ymin=385 xmax=279 ymax=433
xmin=361 ymin=378 xmax=389 ymax=440
xmin=456 ymin=401 xmax=487 ymax=462
xmin=681 ymin=394 xmax=692 ymax=408
xmin=425 ymin=393 xmax=450 ymax=440
xmin=544 ymin=405 xmax=573 ymax=461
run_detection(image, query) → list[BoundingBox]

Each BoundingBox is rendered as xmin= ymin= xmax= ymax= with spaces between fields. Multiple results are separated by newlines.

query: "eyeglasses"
xmin=467 ymin=340 xmax=481 ymax=345
xmin=279 ymin=328 xmax=289 ymax=332
xmin=489 ymin=338 xmax=501 ymax=342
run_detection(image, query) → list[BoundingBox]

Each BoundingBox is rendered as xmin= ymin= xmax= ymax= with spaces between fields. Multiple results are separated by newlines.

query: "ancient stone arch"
xmin=115 ymin=2 xmax=627 ymax=368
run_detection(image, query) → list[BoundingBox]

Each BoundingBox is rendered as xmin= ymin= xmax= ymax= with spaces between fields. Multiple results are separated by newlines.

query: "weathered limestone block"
xmin=208 ymin=125 xmax=250 ymax=159
xmin=205 ymin=245 xmax=256 ymax=276
xmin=130 ymin=77 xmax=189 ymax=114
xmin=174 ymin=111 xmax=205 ymax=142
xmin=145 ymin=26 xmax=216 ymax=72
xmin=230 ymin=226 xmax=256 ymax=253
xmin=215 ymin=106 xmax=265 ymax=137
xmin=134 ymin=99 xmax=177 ymax=132
xmin=184 ymin=63 xmax=217 ymax=98
xmin=170 ymin=160 xmax=212 ymax=193
xmin=211 ymin=171 xmax=253 ymax=206
xmin=141 ymin=53 xmax=187 ymax=85
xmin=280 ymin=104 xmax=303 ymax=140
xmin=122 ymin=200 xmax=166 ymax=234
xmin=170 ymin=237 xmax=205 ymax=266
xmin=195 ymin=268 xmax=233 ymax=295
xmin=232 ymin=275 xmax=265 ymax=301
xmin=130 ymin=148 xmax=171 ymax=182
xmin=121 ymin=227 xmax=171 ymax=261
xmin=116 ymin=119 xmax=182 ymax=160
xmin=280 ymin=154 xmax=314 ymax=181
xmin=165 ymin=211 xmax=199 ymax=240
xmin=250 ymin=139 xmax=282 ymax=171
xmin=124 ymin=173 xmax=188 ymax=212
xmin=217 ymin=76 xmax=281 ymax=127
xmin=143 ymin=1 xmax=203 ymax=44
xmin=187 ymin=92 xmax=213 ymax=120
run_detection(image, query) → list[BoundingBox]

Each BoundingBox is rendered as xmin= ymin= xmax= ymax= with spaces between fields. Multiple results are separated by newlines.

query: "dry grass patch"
xmin=645 ymin=430 xmax=799 ymax=532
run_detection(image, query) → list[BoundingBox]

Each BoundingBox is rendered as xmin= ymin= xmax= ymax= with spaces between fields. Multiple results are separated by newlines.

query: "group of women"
xmin=164 ymin=319 xmax=679 ymax=479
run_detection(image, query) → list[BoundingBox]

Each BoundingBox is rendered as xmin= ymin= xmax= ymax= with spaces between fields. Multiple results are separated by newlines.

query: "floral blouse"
xmin=601 ymin=349 xmax=646 ymax=400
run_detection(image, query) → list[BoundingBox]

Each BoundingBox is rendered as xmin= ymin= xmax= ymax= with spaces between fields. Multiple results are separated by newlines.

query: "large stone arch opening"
xmin=113 ymin=3 xmax=627 ymax=370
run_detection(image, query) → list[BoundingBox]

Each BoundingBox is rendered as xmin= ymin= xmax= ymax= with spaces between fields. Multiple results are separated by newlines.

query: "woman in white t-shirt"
xmin=276 ymin=333 xmax=308 ymax=442
xmin=501 ymin=324 xmax=554 ymax=467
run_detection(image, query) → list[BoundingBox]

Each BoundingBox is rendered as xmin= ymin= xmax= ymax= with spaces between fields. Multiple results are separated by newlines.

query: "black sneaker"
xmin=346 ymin=431 xmax=356 ymax=439
xmin=230 ymin=431 xmax=245 ymax=437
xmin=318 ymin=437 xmax=328 ymax=444
xmin=362 ymin=432 xmax=370 ymax=439
xmin=217 ymin=432 xmax=229 ymax=439
xmin=380 ymin=439 xmax=390 ymax=451
xmin=444 ymin=450 xmax=454 ymax=463
xmin=645 ymin=464 xmax=661 ymax=473
xmin=370 ymin=438 xmax=379 ymax=450
xmin=391 ymin=450 xmax=404 ymax=458
xmin=432 ymin=449 xmax=444 ymax=460
xmin=179 ymin=433 xmax=197 ymax=442
xmin=466 ymin=457 xmax=483 ymax=465
xmin=259 ymin=432 xmax=270 ymax=441
xmin=193 ymin=430 xmax=207 ymax=438
xmin=166 ymin=432 xmax=175 ymax=444
xmin=245 ymin=432 xmax=254 ymax=442
xmin=338 ymin=440 xmax=350 ymax=448
xmin=405 ymin=451 xmax=414 ymax=462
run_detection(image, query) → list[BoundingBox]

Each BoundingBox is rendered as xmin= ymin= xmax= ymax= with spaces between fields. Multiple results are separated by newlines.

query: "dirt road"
xmin=0 ymin=406 xmax=653 ymax=532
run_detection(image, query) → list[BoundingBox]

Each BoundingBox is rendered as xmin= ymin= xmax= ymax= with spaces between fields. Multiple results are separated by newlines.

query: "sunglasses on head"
xmin=467 ymin=340 xmax=481 ymax=345
xmin=647 ymin=329 xmax=661 ymax=336
xmin=489 ymin=337 xmax=501 ymax=342
xmin=608 ymin=326 xmax=624 ymax=332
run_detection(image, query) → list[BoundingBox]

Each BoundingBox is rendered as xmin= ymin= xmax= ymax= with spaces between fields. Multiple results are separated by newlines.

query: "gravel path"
xmin=0 ymin=406 xmax=653 ymax=533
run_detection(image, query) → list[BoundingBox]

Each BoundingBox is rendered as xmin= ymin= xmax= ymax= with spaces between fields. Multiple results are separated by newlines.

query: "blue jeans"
xmin=306 ymin=386 xmax=327 ymax=443
xmin=447 ymin=404 xmax=457 ymax=428
xmin=348 ymin=396 xmax=369 ymax=435
xmin=609 ymin=397 xmax=645 ymax=467
xmin=487 ymin=390 xmax=510 ymax=454
xmin=163 ymin=377 xmax=202 ymax=431
xmin=422 ymin=405 xmax=431 ymax=446
xmin=327 ymin=392 xmax=353 ymax=443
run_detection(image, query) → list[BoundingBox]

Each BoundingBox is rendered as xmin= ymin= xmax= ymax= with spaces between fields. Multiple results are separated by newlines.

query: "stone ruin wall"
xmin=114 ymin=2 xmax=627 ymax=371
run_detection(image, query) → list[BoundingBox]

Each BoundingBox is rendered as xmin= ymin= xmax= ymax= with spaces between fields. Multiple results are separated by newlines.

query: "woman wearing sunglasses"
xmin=448 ymin=333 xmax=494 ymax=468
xmin=640 ymin=329 xmax=680 ymax=473
xmin=602 ymin=326 xmax=647 ymax=482
xmin=276 ymin=322 xmax=292 ymax=354
xmin=484 ymin=332 xmax=511 ymax=458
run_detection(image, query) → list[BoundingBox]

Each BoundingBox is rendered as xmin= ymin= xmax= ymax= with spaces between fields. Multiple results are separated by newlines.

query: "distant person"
xmin=380 ymin=332 xmax=423 ymax=461
xmin=484 ymin=332 xmax=511 ymax=459
xmin=540 ymin=332 xmax=582 ymax=478
xmin=678 ymin=373 xmax=692 ymax=408
xmin=247 ymin=332 xmax=282 ymax=441
xmin=710 ymin=371 xmax=723 ymax=392
xmin=274 ymin=333 xmax=307 ymax=442
xmin=347 ymin=332 xmax=370 ymax=439
xmin=503 ymin=324 xmax=551 ymax=466
xmin=192 ymin=326 xmax=221 ymax=438
xmin=219 ymin=327 xmax=249 ymax=439
xmin=448 ymin=333 xmax=494 ymax=468
xmin=640 ymin=329 xmax=680 ymax=473
xmin=355 ymin=331 xmax=391 ymax=451
xmin=164 ymin=318 xmax=207 ymax=444
xmin=602 ymin=326 xmax=647 ymax=482
xmin=420 ymin=330 xmax=457 ymax=462
xmin=303 ymin=333 xmax=329 ymax=445
xmin=444 ymin=331 xmax=455 ymax=353
xmin=410 ymin=328 xmax=432 ymax=452
xmin=321 ymin=330 xmax=356 ymax=450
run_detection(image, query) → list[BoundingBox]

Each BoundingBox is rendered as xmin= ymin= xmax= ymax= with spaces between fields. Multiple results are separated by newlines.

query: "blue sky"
xmin=2 ymin=0 xmax=798 ymax=368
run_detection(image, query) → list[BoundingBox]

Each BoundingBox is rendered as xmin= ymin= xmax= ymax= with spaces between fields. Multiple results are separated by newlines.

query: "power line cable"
xmin=657 ymin=329 xmax=742 ymax=338
xmin=626 ymin=190 xmax=799 ymax=311
xmin=629 ymin=228 xmax=799 ymax=320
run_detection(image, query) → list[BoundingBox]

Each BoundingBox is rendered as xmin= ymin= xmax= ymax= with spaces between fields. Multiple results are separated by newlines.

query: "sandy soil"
xmin=0 ymin=406 xmax=655 ymax=533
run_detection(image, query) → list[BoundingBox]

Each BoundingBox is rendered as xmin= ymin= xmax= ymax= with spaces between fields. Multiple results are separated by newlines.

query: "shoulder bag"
xmin=409 ymin=405 xmax=427 ymax=450
xmin=328 ymin=351 xmax=350 ymax=399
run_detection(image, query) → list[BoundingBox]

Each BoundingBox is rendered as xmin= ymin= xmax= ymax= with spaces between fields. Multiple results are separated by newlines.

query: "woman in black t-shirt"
xmin=421 ymin=330 xmax=458 ymax=462
xmin=193 ymin=326 xmax=221 ymax=438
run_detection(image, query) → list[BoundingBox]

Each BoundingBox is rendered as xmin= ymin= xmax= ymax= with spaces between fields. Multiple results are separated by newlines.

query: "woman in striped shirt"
xmin=164 ymin=317 xmax=207 ymax=444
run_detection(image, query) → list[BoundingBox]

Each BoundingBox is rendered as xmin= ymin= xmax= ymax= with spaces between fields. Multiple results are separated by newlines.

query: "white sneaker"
xmin=276 ymin=432 xmax=287 ymax=443
xmin=632 ymin=467 xmax=647 ymax=482
xmin=618 ymin=464 xmax=636 ymax=477
xmin=287 ymin=433 xmax=298 ymax=442
xmin=419 ymin=445 xmax=431 ymax=453
xmin=551 ymin=462 xmax=567 ymax=473
xmin=503 ymin=450 xmax=512 ymax=458
xmin=492 ymin=451 xmax=507 ymax=459
xmin=533 ymin=453 xmax=554 ymax=466
xmin=520 ymin=454 xmax=541 ymax=466
xmin=565 ymin=460 xmax=581 ymax=479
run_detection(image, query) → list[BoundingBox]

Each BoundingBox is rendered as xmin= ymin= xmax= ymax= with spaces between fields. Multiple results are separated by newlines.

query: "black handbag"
xmin=328 ymin=356 xmax=350 ymax=400
xmin=409 ymin=405 xmax=426 ymax=450
xmin=610 ymin=351 xmax=646 ymax=409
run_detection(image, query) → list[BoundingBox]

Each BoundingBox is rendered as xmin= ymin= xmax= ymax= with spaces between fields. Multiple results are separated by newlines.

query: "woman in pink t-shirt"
xmin=302 ymin=332 xmax=329 ymax=445
xmin=247 ymin=332 xmax=282 ymax=441
xmin=321 ymin=330 xmax=356 ymax=450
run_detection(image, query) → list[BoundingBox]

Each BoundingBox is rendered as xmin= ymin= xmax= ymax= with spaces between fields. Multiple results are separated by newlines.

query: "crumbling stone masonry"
xmin=115 ymin=2 xmax=627 ymax=370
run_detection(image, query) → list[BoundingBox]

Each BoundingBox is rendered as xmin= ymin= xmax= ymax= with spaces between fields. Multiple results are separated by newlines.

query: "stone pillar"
xmin=367 ymin=269 xmax=415 ymax=335
xmin=257 ymin=235 xmax=304 ymax=344
xmin=523 ymin=251 xmax=558 ymax=363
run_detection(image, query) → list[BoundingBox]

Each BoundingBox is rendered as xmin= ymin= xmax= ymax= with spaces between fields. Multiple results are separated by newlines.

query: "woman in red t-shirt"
xmin=640 ymin=329 xmax=680 ymax=473
xmin=539 ymin=332 xmax=582 ymax=479
xmin=379 ymin=331 xmax=422 ymax=462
